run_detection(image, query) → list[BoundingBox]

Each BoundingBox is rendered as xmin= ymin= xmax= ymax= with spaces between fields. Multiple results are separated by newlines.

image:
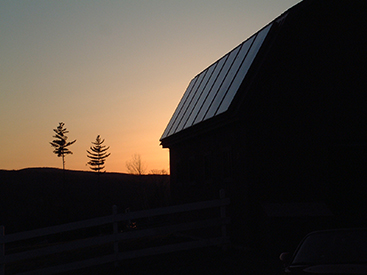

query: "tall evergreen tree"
xmin=50 ymin=122 xmax=76 ymax=170
xmin=87 ymin=135 xmax=111 ymax=173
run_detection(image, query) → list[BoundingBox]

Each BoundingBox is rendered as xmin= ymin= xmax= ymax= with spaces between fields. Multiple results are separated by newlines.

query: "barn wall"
xmin=164 ymin=0 xmax=367 ymax=250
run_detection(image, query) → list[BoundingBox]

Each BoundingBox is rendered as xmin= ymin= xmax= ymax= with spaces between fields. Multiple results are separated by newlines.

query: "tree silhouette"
xmin=126 ymin=154 xmax=147 ymax=175
xmin=87 ymin=135 xmax=111 ymax=173
xmin=149 ymin=169 xmax=168 ymax=175
xmin=50 ymin=122 xmax=76 ymax=170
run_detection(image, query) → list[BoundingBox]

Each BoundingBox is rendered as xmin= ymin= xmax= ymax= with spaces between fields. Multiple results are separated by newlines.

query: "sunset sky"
xmin=1 ymin=0 xmax=301 ymax=173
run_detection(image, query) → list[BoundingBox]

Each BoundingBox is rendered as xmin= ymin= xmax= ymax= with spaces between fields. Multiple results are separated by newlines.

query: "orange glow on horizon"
xmin=0 ymin=0 xmax=301 ymax=173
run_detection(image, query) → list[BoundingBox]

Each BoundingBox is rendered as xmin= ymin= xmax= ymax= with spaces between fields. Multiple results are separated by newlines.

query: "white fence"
xmin=0 ymin=190 xmax=230 ymax=275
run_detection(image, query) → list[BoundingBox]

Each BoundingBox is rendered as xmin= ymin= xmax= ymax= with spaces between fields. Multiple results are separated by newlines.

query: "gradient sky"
xmin=1 ymin=0 xmax=301 ymax=173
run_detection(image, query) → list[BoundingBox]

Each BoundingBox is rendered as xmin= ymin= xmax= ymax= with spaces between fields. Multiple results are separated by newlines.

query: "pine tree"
xmin=87 ymin=135 xmax=111 ymax=173
xmin=50 ymin=122 xmax=76 ymax=170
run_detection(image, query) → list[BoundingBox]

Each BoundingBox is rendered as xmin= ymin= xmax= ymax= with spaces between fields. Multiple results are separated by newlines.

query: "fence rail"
xmin=0 ymin=190 xmax=230 ymax=275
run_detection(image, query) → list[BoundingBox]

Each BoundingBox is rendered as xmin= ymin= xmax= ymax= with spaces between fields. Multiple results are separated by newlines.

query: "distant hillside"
xmin=0 ymin=168 xmax=170 ymax=233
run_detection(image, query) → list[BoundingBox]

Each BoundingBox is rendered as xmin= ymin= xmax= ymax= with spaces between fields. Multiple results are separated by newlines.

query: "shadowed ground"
xmin=61 ymin=246 xmax=282 ymax=275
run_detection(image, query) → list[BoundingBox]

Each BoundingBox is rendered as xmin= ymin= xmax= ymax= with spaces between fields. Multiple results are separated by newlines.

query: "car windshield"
xmin=292 ymin=229 xmax=367 ymax=265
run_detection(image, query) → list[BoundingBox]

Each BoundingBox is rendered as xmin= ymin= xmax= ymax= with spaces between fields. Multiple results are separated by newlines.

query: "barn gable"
xmin=160 ymin=21 xmax=275 ymax=141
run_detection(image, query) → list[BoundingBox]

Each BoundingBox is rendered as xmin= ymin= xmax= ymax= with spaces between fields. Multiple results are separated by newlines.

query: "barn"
xmin=160 ymin=0 xmax=367 ymax=251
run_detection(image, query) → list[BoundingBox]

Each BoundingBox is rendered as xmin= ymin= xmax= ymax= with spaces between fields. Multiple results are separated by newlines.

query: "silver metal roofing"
xmin=161 ymin=22 xmax=273 ymax=140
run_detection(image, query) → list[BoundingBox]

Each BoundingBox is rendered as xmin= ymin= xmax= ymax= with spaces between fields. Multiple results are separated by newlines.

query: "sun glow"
xmin=0 ymin=0 xmax=301 ymax=173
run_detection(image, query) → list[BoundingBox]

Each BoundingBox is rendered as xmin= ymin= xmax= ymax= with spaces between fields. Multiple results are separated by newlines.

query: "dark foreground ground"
xmin=59 ymin=246 xmax=282 ymax=275
xmin=0 ymin=168 xmax=170 ymax=233
xmin=5 ymin=234 xmax=283 ymax=275
xmin=5 ymin=243 xmax=283 ymax=275
xmin=2 ymin=168 xmax=283 ymax=274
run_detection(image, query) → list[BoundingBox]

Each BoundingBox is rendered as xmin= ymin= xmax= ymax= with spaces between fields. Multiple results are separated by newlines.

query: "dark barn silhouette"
xmin=160 ymin=0 xmax=367 ymax=254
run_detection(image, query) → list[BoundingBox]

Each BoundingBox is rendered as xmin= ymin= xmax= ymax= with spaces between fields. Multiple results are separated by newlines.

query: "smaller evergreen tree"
xmin=87 ymin=135 xmax=111 ymax=173
xmin=50 ymin=122 xmax=76 ymax=170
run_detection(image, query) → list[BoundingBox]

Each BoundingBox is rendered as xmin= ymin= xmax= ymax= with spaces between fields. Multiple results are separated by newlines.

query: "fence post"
xmin=0 ymin=226 xmax=4 ymax=275
xmin=112 ymin=205 xmax=119 ymax=267
xmin=219 ymin=189 xmax=228 ymax=250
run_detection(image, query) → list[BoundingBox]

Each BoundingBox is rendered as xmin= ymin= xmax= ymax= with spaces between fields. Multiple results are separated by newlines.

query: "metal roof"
xmin=160 ymin=22 xmax=273 ymax=140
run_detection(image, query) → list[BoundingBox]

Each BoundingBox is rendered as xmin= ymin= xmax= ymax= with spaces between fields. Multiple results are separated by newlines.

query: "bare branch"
xmin=126 ymin=154 xmax=147 ymax=175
